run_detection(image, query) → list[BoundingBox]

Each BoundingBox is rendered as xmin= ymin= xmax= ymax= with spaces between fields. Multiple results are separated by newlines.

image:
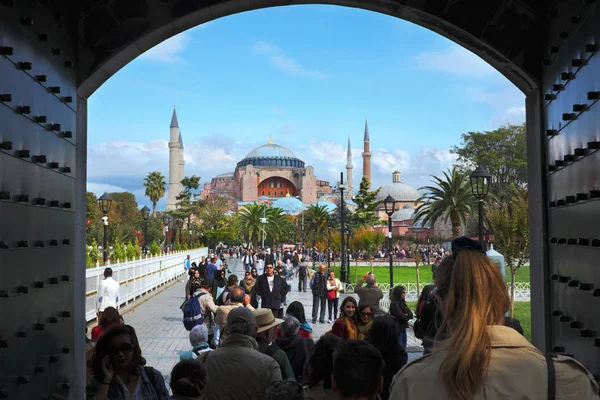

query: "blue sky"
xmin=87 ymin=5 xmax=525 ymax=209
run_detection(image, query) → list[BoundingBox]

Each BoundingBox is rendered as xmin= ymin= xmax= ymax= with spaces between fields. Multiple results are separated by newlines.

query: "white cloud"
xmin=413 ymin=45 xmax=496 ymax=78
xmin=467 ymin=86 xmax=526 ymax=126
xmin=140 ymin=33 xmax=190 ymax=63
xmin=87 ymin=182 xmax=129 ymax=195
xmin=252 ymin=41 xmax=331 ymax=79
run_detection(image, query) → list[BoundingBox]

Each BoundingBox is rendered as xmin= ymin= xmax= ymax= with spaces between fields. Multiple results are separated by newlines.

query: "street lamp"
xmin=382 ymin=194 xmax=398 ymax=291
xmin=176 ymin=218 xmax=184 ymax=246
xmin=327 ymin=218 xmax=332 ymax=270
xmin=98 ymin=192 xmax=113 ymax=264
xmin=141 ymin=205 xmax=150 ymax=255
xmin=470 ymin=164 xmax=492 ymax=249
xmin=260 ymin=205 xmax=268 ymax=249
xmin=163 ymin=214 xmax=172 ymax=251
xmin=338 ymin=172 xmax=346 ymax=283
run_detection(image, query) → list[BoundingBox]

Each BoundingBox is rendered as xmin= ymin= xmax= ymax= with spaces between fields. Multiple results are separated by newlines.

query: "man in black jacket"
xmin=264 ymin=248 xmax=275 ymax=267
xmin=310 ymin=264 xmax=327 ymax=324
xmin=255 ymin=264 xmax=288 ymax=318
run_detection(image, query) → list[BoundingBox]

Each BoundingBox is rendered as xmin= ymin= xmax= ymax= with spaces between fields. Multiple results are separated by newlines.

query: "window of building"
xmin=262 ymin=191 xmax=264 ymax=196
xmin=268 ymin=191 xmax=271 ymax=196
xmin=280 ymin=191 xmax=283 ymax=196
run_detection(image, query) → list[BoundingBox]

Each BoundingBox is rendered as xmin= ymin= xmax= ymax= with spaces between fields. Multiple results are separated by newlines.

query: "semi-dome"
xmin=272 ymin=196 xmax=305 ymax=216
xmin=237 ymin=139 xmax=305 ymax=169
xmin=375 ymin=171 xmax=420 ymax=202
xmin=317 ymin=201 xmax=338 ymax=213
xmin=392 ymin=208 xmax=415 ymax=222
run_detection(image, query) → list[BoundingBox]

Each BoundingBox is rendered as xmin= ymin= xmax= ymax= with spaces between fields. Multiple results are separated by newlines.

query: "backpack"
xmin=298 ymin=265 xmax=307 ymax=276
xmin=183 ymin=292 xmax=207 ymax=331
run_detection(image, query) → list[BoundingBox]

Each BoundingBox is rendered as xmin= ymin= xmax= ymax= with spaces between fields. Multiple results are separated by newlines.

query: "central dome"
xmin=244 ymin=143 xmax=297 ymax=159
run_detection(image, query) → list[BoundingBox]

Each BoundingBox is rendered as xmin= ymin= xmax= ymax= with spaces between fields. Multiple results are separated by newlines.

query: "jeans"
xmin=398 ymin=329 xmax=407 ymax=350
xmin=327 ymin=297 xmax=339 ymax=320
xmin=312 ymin=295 xmax=326 ymax=322
xmin=298 ymin=274 xmax=307 ymax=292
xmin=244 ymin=263 xmax=252 ymax=273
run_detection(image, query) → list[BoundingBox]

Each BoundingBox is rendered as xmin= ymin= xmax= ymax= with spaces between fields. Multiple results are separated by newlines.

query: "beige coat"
xmin=389 ymin=325 xmax=599 ymax=399
xmin=215 ymin=302 xmax=256 ymax=327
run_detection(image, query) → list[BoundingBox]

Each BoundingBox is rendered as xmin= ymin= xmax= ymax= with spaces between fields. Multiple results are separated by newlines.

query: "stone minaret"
xmin=362 ymin=118 xmax=371 ymax=188
xmin=346 ymin=136 xmax=353 ymax=196
xmin=166 ymin=107 xmax=184 ymax=211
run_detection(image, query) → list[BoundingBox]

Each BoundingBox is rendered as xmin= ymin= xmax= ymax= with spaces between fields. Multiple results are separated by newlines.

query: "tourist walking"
xmin=96 ymin=267 xmax=120 ymax=321
xmin=276 ymin=301 xmax=313 ymax=339
xmin=326 ymin=270 xmax=342 ymax=323
xmin=254 ymin=309 xmax=295 ymax=381
xmin=211 ymin=269 xmax=227 ymax=303
xmin=297 ymin=260 xmax=308 ymax=292
xmin=389 ymin=285 xmax=413 ymax=350
xmin=180 ymin=325 xmax=212 ymax=360
xmin=184 ymin=254 xmax=191 ymax=273
xmin=255 ymin=264 xmax=289 ymax=318
xmin=332 ymin=297 xmax=358 ymax=340
xmin=389 ymin=237 xmax=600 ymax=399
xmin=310 ymin=264 xmax=327 ymax=324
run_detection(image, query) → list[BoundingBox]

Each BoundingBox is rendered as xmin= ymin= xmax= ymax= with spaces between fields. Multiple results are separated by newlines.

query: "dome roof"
xmin=245 ymin=143 xmax=297 ymax=159
xmin=216 ymin=172 xmax=234 ymax=177
xmin=375 ymin=171 xmax=420 ymax=203
xmin=392 ymin=208 xmax=414 ymax=222
xmin=272 ymin=196 xmax=306 ymax=216
xmin=317 ymin=201 xmax=338 ymax=213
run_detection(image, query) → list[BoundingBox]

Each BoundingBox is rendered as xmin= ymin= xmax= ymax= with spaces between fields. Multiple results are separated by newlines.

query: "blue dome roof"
xmin=317 ymin=201 xmax=338 ymax=213
xmin=245 ymin=143 xmax=297 ymax=159
xmin=272 ymin=196 xmax=306 ymax=216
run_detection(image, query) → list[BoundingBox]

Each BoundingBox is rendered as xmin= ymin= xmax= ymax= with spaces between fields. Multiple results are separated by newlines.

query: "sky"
xmin=87 ymin=5 xmax=525 ymax=210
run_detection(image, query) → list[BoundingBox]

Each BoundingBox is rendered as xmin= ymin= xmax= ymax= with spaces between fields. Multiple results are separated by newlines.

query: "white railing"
xmin=85 ymin=248 xmax=208 ymax=321
xmin=340 ymin=282 xmax=531 ymax=313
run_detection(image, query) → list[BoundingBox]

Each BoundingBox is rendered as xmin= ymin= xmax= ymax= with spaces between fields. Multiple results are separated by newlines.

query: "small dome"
xmin=272 ymin=196 xmax=306 ymax=216
xmin=392 ymin=208 xmax=414 ymax=222
xmin=245 ymin=143 xmax=297 ymax=159
xmin=216 ymin=172 xmax=234 ymax=178
xmin=317 ymin=201 xmax=338 ymax=213
xmin=376 ymin=171 xmax=420 ymax=202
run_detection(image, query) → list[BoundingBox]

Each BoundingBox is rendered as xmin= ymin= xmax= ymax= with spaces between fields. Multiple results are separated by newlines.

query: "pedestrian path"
xmin=114 ymin=257 xmax=423 ymax=384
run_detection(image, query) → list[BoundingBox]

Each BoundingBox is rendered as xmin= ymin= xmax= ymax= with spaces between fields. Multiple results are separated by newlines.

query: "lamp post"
xmin=98 ymin=192 xmax=113 ymax=264
xmin=163 ymin=214 xmax=172 ymax=251
xmin=260 ymin=205 xmax=268 ymax=249
xmin=327 ymin=224 xmax=331 ymax=270
xmin=141 ymin=205 xmax=150 ymax=255
xmin=382 ymin=194 xmax=397 ymax=291
xmin=338 ymin=172 xmax=346 ymax=283
xmin=176 ymin=219 xmax=184 ymax=246
xmin=301 ymin=210 xmax=305 ymax=248
xmin=469 ymin=164 xmax=492 ymax=249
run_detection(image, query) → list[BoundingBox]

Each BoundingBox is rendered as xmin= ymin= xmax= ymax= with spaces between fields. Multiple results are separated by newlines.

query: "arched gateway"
xmin=1 ymin=0 xmax=599 ymax=396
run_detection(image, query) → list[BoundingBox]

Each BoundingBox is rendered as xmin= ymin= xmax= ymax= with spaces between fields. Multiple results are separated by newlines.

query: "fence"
xmin=85 ymin=248 xmax=208 ymax=322
xmin=340 ymin=282 xmax=531 ymax=313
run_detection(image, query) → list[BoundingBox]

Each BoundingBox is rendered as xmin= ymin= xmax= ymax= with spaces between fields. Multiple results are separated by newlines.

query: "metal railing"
xmin=85 ymin=248 xmax=208 ymax=321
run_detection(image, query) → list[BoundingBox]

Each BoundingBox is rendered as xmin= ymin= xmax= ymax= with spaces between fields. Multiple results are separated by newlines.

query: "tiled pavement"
xmin=90 ymin=258 xmax=424 ymax=384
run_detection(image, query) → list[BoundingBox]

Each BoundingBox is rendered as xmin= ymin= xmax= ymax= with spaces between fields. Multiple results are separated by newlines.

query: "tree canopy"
xmin=353 ymin=176 xmax=381 ymax=226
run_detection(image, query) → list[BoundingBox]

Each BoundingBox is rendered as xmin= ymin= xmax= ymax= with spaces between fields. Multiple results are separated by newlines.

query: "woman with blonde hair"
xmin=389 ymin=237 xmax=598 ymax=400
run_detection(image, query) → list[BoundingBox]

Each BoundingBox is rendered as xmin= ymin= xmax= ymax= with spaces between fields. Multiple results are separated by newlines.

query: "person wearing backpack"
xmin=184 ymin=281 xmax=218 ymax=344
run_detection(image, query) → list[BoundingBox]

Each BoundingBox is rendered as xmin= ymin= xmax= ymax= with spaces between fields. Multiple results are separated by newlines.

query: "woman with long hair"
xmin=365 ymin=316 xmax=407 ymax=400
xmin=390 ymin=237 xmax=599 ymax=399
xmin=331 ymin=297 xmax=358 ymax=340
xmin=91 ymin=306 xmax=121 ymax=341
xmin=389 ymin=285 xmax=413 ymax=350
xmin=211 ymin=269 xmax=227 ymax=302
xmin=303 ymin=333 xmax=342 ymax=400
xmin=185 ymin=269 xmax=202 ymax=300
xmin=326 ymin=270 xmax=342 ymax=323
xmin=86 ymin=324 xmax=169 ymax=399
xmin=356 ymin=303 xmax=374 ymax=340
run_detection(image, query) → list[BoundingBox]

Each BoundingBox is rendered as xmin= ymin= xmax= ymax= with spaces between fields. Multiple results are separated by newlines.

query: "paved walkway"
xmin=99 ymin=257 xmax=423 ymax=384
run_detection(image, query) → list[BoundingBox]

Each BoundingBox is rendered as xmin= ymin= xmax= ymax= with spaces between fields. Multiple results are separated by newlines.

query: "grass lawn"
xmin=327 ymin=264 xmax=530 ymax=285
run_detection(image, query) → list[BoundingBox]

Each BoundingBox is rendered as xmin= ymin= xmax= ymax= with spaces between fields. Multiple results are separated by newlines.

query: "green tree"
xmin=452 ymin=123 xmax=527 ymax=200
xmin=305 ymin=204 xmax=332 ymax=245
xmin=413 ymin=167 xmax=476 ymax=238
xmin=237 ymin=203 xmax=266 ymax=247
xmin=150 ymin=241 xmax=161 ymax=256
xmin=353 ymin=177 xmax=381 ymax=226
xmin=144 ymin=171 xmax=166 ymax=215
xmin=89 ymin=239 xmax=99 ymax=265
xmin=197 ymin=196 xmax=230 ymax=231
xmin=488 ymin=189 xmax=530 ymax=317
xmin=112 ymin=240 xmax=126 ymax=262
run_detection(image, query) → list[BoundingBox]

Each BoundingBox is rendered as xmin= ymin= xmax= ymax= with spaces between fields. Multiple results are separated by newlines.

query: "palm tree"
xmin=305 ymin=204 xmax=332 ymax=244
xmin=238 ymin=203 xmax=266 ymax=247
xmin=143 ymin=171 xmax=166 ymax=215
xmin=413 ymin=167 xmax=475 ymax=238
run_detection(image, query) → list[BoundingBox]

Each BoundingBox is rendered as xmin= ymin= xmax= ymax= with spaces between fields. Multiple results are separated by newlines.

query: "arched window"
xmin=268 ymin=191 xmax=271 ymax=196
xmin=280 ymin=191 xmax=283 ymax=196
xmin=262 ymin=191 xmax=264 ymax=196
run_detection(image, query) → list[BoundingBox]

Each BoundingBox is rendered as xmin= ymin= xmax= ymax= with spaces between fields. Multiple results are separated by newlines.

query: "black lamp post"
xmin=141 ymin=205 xmax=150 ymax=255
xmin=327 ymin=223 xmax=331 ymax=270
xmin=469 ymin=164 xmax=492 ymax=249
xmin=176 ymin=218 xmax=184 ymax=246
xmin=338 ymin=172 xmax=346 ymax=283
xmin=98 ymin=192 xmax=113 ymax=264
xmin=163 ymin=214 xmax=173 ymax=251
xmin=382 ymin=194 xmax=397 ymax=291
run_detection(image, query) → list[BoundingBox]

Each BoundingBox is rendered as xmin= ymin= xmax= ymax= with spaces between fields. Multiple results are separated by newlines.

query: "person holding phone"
xmin=86 ymin=324 xmax=169 ymax=399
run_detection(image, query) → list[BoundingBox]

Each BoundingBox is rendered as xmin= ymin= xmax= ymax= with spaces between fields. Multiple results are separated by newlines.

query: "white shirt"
xmin=97 ymin=276 xmax=120 ymax=312
xmin=267 ymin=275 xmax=274 ymax=292
xmin=215 ymin=259 xmax=223 ymax=269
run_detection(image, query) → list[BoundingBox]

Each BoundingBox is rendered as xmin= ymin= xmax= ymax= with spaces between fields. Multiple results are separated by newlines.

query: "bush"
xmin=89 ymin=239 xmax=99 ymax=265
xmin=126 ymin=240 xmax=138 ymax=260
xmin=150 ymin=241 xmax=161 ymax=256
xmin=113 ymin=240 xmax=127 ymax=262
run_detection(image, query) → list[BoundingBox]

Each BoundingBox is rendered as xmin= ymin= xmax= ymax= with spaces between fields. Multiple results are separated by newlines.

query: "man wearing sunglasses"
xmin=255 ymin=264 xmax=289 ymax=318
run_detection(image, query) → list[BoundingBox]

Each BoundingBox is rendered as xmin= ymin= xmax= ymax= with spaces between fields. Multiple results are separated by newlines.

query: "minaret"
xmin=166 ymin=107 xmax=185 ymax=211
xmin=346 ymin=136 xmax=353 ymax=196
xmin=362 ymin=118 xmax=371 ymax=188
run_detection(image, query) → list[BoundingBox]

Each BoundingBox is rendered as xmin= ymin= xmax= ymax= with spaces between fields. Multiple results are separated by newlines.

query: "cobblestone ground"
xmin=100 ymin=257 xmax=423 ymax=384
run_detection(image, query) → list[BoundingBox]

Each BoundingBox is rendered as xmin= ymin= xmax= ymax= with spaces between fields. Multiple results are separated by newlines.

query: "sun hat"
xmin=254 ymin=309 xmax=284 ymax=333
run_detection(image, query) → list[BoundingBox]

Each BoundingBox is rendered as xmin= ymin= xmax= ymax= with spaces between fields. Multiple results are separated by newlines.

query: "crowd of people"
xmin=85 ymin=238 xmax=599 ymax=399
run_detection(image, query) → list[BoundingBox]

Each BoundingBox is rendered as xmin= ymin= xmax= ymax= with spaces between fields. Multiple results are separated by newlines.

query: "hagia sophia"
xmin=165 ymin=108 xmax=447 ymax=239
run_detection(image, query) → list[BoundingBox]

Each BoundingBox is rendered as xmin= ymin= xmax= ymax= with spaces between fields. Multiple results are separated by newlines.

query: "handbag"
xmin=327 ymin=289 xmax=336 ymax=300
